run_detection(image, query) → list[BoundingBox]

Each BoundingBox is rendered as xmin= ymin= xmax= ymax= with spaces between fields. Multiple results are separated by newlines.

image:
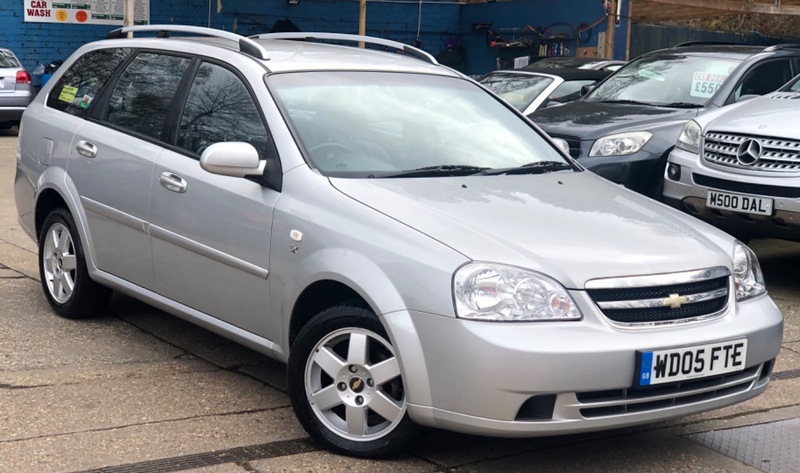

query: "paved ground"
xmin=1 ymin=130 xmax=799 ymax=473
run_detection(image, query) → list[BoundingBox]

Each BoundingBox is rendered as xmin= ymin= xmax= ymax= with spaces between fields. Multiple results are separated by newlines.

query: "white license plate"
xmin=637 ymin=339 xmax=747 ymax=386
xmin=706 ymin=190 xmax=773 ymax=216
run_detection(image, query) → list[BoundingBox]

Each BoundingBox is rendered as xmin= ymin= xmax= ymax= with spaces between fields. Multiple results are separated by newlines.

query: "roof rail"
xmin=673 ymin=41 xmax=744 ymax=48
xmin=105 ymin=25 xmax=270 ymax=60
xmin=251 ymin=32 xmax=438 ymax=65
xmin=763 ymin=43 xmax=800 ymax=51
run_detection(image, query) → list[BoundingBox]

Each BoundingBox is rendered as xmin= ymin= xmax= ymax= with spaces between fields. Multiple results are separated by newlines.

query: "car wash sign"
xmin=24 ymin=1 xmax=149 ymax=25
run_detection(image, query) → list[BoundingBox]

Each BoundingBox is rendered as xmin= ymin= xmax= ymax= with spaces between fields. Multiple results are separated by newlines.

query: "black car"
xmin=531 ymin=43 xmax=800 ymax=197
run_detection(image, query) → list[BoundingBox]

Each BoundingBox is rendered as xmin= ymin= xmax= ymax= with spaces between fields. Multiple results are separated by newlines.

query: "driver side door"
xmin=149 ymin=60 xmax=280 ymax=337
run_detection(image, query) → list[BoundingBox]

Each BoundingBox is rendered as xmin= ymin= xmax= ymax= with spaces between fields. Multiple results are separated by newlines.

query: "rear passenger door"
xmin=69 ymin=51 xmax=191 ymax=289
xmin=149 ymin=60 xmax=280 ymax=337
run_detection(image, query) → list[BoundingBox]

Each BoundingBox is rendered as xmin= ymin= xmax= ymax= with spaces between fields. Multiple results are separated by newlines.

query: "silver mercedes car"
xmin=665 ymin=74 xmax=800 ymax=242
xmin=14 ymin=26 xmax=783 ymax=458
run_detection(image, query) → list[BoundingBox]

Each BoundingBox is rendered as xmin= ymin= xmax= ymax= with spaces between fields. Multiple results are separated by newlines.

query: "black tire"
xmin=38 ymin=208 xmax=111 ymax=319
xmin=288 ymin=304 xmax=418 ymax=458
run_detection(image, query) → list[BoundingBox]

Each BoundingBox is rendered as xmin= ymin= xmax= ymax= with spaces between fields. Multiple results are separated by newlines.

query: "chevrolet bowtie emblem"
xmin=663 ymin=293 xmax=688 ymax=309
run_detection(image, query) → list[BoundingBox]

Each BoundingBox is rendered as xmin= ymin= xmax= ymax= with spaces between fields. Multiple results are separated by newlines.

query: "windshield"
xmin=269 ymin=72 xmax=570 ymax=177
xmin=547 ymin=80 xmax=598 ymax=104
xmin=587 ymin=55 xmax=741 ymax=106
xmin=479 ymin=73 xmax=554 ymax=112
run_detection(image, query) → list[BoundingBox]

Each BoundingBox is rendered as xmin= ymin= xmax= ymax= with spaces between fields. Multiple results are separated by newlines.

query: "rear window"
xmin=46 ymin=48 xmax=130 ymax=118
xmin=0 ymin=50 xmax=20 ymax=68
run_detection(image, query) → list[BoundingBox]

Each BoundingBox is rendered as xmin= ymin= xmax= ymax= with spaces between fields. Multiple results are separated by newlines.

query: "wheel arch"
xmin=33 ymin=168 xmax=98 ymax=272
xmin=288 ymin=279 xmax=370 ymax=348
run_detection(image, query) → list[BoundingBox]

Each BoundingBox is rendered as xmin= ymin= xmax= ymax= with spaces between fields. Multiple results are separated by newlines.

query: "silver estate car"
xmin=0 ymin=47 xmax=34 ymax=130
xmin=14 ymin=26 xmax=782 ymax=458
xmin=665 ymin=74 xmax=800 ymax=242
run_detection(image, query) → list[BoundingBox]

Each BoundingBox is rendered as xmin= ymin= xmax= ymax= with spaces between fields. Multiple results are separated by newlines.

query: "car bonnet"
xmin=531 ymin=100 xmax=700 ymax=139
xmin=329 ymin=172 xmax=731 ymax=289
xmin=702 ymin=91 xmax=800 ymax=137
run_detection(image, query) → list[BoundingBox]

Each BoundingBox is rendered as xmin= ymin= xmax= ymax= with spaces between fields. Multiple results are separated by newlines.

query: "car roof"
xmin=641 ymin=44 xmax=787 ymax=60
xmin=252 ymin=38 xmax=456 ymax=75
xmin=96 ymin=26 xmax=460 ymax=78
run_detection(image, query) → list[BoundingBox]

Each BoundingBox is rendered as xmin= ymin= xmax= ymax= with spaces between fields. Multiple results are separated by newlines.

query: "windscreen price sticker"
xmin=638 ymin=339 xmax=747 ymax=386
xmin=691 ymin=71 xmax=727 ymax=98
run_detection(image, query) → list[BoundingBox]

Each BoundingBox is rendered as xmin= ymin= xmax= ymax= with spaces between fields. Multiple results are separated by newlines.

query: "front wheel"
xmin=288 ymin=305 xmax=418 ymax=457
xmin=39 ymin=208 xmax=111 ymax=319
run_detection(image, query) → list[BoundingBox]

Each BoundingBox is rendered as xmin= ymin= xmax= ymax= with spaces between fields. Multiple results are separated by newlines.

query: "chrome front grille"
xmin=704 ymin=132 xmax=800 ymax=172
xmin=586 ymin=267 xmax=730 ymax=326
xmin=576 ymin=362 xmax=767 ymax=418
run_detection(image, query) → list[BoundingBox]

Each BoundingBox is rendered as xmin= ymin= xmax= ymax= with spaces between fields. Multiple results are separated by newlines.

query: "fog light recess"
xmin=667 ymin=163 xmax=681 ymax=181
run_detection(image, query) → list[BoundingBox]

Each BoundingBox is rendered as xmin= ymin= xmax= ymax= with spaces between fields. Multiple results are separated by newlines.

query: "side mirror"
xmin=200 ymin=142 xmax=265 ymax=178
xmin=580 ymin=84 xmax=596 ymax=96
xmin=551 ymin=137 xmax=571 ymax=155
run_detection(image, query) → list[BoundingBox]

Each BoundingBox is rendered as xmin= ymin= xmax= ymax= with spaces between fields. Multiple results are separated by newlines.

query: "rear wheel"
xmin=288 ymin=304 xmax=417 ymax=457
xmin=39 ymin=208 xmax=111 ymax=319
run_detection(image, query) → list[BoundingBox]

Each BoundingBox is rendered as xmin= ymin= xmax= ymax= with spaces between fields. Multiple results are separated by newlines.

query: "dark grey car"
xmin=531 ymin=44 xmax=800 ymax=198
xmin=0 ymin=48 xmax=34 ymax=130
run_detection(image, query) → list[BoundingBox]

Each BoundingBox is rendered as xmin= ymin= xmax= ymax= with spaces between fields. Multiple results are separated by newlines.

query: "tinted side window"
xmin=46 ymin=48 xmax=130 ymax=118
xmin=178 ymin=62 xmax=270 ymax=159
xmin=105 ymin=52 xmax=191 ymax=140
xmin=732 ymin=59 xmax=794 ymax=101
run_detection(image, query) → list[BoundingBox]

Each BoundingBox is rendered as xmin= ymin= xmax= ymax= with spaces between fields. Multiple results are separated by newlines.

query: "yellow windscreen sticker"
xmin=59 ymin=85 xmax=78 ymax=103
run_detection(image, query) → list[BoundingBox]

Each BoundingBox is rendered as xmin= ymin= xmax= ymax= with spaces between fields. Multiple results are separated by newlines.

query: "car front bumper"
xmin=385 ymin=292 xmax=782 ymax=437
xmin=574 ymin=146 xmax=664 ymax=195
xmin=664 ymin=148 xmax=800 ymax=241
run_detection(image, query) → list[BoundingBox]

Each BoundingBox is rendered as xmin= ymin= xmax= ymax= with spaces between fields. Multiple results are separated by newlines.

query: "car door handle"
xmin=159 ymin=171 xmax=188 ymax=193
xmin=75 ymin=140 xmax=98 ymax=158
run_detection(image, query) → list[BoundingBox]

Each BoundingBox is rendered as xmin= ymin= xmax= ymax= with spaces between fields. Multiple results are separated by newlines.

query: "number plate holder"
xmin=636 ymin=339 xmax=748 ymax=387
xmin=706 ymin=190 xmax=773 ymax=216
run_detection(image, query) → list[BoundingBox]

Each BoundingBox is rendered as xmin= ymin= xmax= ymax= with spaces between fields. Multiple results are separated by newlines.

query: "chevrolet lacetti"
xmin=13 ymin=26 xmax=783 ymax=457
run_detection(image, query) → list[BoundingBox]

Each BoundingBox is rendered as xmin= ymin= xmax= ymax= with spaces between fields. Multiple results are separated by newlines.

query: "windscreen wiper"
xmin=481 ymin=161 xmax=575 ymax=176
xmin=367 ymin=164 xmax=490 ymax=178
xmin=598 ymin=99 xmax=656 ymax=106
xmin=658 ymin=102 xmax=702 ymax=108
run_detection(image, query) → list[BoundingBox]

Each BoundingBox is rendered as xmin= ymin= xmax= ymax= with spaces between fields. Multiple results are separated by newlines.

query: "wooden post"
xmin=359 ymin=0 xmax=367 ymax=48
xmin=124 ymin=0 xmax=135 ymax=37
xmin=626 ymin=0 xmax=632 ymax=60
xmin=605 ymin=0 xmax=616 ymax=59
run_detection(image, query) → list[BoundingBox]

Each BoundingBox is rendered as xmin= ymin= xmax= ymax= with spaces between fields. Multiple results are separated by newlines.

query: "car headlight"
xmin=453 ymin=263 xmax=582 ymax=321
xmin=589 ymin=131 xmax=652 ymax=157
xmin=732 ymin=241 xmax=766 ymax=301
xmin=676 ymin=120 xmax=701 ymax=154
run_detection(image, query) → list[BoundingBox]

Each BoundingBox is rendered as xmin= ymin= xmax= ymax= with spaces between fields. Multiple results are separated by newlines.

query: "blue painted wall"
xmin=462 ymin=0 xmax=626 ymax=74
xmin=2 ymin=0 xmax=624 ymax=79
